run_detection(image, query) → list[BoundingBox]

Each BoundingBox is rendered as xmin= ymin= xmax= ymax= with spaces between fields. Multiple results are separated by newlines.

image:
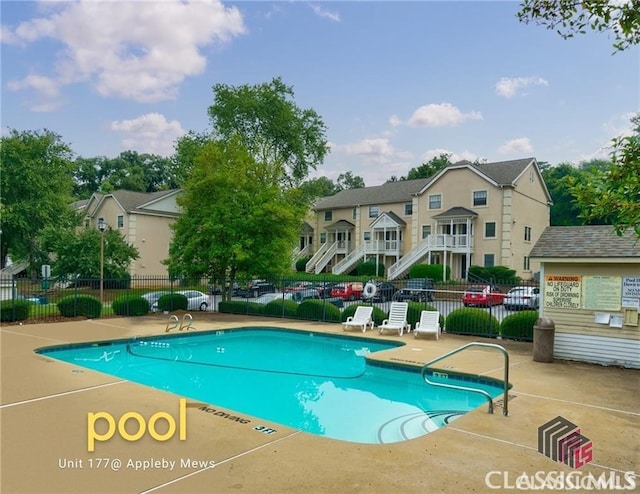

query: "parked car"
xmin=462 ymin=285 xmax=505 ymax=307
xmin=330 ymin=282 xmax=364 ymax=301
xmin=141 ymin=291 xmax=170 ymax=310
xmin=360 ymin=282 xmax=398 ymax=303
xmin=393 ymin=278 xmax=434 ymax=302
xmin=151 ymin=290 xmax=210 ymax=311
xmin=312 ymin=281 xmax=337 ymax=298
xmin=283 ymin=281 xmax=314 ymax=293
xmin=504 ymin=286 xmax=540 ymax=310
xmin=238 ymin=280 xmax=277 ymax=298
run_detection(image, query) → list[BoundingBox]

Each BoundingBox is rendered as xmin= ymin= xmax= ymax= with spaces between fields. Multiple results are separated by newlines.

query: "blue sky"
xmin=1 ymin=1 xmax=638 ymax=186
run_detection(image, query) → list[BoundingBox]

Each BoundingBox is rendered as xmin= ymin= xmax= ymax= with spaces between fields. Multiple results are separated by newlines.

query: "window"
xmin=422 ymin=225 xmax=431 ymax=238
xmin=363 ymin=231 xmax=371 ymax=241
xmin=524 ymin=226 xmax=532 ymax=242
xmin=484 ymin=253 xmax=495 ymax=267
xmin=369 ymin=205 xmax=379 ymax=218
xmin=404 ymin=203 xmax=413 ymax=215
xmin=320 ymin=233 xmax=327 ymax=244
xmin=352 ymin=208 xmax=357 ymax=220
xmin=428 ymin=194 xmax=441 ymax=210
xmin=324 ymin=211 xmax=332 ymax=222
xmin=473 ymin=190 xmax=487 ymax=206
xmin=485 ymin=222 xmax=496 ymax=238
xmin=523 ymin=256 xmax=530 ymax=270
xmin=117 ymin=215 xmax=124 ymax=228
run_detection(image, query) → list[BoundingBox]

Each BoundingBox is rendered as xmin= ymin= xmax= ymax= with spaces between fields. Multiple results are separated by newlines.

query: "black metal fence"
xmin=0 ymin=275 xmax=539 ymax=341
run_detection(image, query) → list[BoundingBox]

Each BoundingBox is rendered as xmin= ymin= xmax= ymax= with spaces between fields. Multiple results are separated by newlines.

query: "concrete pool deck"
xmin=1 ymin=313 xmax=638 ymax=494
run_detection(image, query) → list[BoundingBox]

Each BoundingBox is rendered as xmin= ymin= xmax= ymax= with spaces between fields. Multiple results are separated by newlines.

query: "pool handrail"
xmin=420 ymin=342 xmax=510 ymax=416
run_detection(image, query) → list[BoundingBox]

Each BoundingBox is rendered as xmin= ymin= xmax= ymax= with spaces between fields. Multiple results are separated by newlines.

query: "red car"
xmin=330 ymin=282 xmax=364 ymax=301
xmin=462 ymin=285 xmax=505 ymax=307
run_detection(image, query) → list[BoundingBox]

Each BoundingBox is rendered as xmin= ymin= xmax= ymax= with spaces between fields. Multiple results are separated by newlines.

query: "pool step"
xmin=376 ymin=410 xmax=465 ymax=444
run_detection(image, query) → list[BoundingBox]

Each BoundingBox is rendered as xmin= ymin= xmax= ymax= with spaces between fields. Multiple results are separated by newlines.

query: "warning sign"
xmin=544 ymin=275 xmax=582 ymax=309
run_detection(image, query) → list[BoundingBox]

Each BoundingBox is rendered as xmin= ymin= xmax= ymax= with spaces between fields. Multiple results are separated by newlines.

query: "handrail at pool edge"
xmin=420 ymin=342 xmax=510 ymax=416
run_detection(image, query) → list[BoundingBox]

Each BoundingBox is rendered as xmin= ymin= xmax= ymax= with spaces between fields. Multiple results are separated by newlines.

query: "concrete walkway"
xmin=1 ymin=313 xmax=638 ymax=493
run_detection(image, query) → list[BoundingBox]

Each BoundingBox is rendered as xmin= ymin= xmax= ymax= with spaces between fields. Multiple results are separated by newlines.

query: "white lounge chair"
xmin=378 ymin=302 xmax=410 ymax=336
xmin=343 ymin=306 xmax=374 ymax=332
xmin=414 ymin=310 xmax=440 ymax=340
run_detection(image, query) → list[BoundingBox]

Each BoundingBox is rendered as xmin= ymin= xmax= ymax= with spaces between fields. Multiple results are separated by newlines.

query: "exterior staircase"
xmin=331 ymin=244 xmax=366 ymax=275
xmin=305 ymin=242 xmax=337 ymax=274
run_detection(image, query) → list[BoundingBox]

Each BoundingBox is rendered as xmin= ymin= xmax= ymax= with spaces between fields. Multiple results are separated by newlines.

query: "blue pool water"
xmin=37 ymin=327 xmax=506 ymax=444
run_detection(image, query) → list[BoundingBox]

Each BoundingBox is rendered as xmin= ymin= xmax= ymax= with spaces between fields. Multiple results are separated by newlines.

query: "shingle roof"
xmin=313 ymin=178 xmax=431 ymax=210
xmin=433 ymin=207 xmax=478 ymax=219
xmin=473 ymin=158 xmax=535 ymax=185
xmin=529 ymin=225 xmax=640 ymax=258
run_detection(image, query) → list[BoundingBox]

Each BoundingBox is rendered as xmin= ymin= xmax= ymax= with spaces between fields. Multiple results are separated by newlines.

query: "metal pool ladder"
xmin=165 ymin=313 xmax=194 ymax=332
xmin=420 ymin=342 xmax=510 ymax=416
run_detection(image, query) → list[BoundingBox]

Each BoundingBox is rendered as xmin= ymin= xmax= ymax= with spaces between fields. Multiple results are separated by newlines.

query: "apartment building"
xmin=303 ymin=158 xmax=552 ymax=280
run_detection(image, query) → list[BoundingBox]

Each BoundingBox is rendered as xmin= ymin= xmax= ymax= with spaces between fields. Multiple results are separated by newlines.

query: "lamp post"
xmin=98 ymin=219 xmax=106 ymax=305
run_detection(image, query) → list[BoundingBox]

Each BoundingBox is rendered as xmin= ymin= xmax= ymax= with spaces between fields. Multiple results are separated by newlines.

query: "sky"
xmin=1 ymin=0 xmax=638 ymax=186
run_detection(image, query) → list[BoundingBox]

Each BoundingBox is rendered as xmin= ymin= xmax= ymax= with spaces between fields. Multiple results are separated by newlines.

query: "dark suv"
xmin=239 ymin=279 xmax=277 ymax=298
xmin=393 ymin=278 xmax=435 ymax=302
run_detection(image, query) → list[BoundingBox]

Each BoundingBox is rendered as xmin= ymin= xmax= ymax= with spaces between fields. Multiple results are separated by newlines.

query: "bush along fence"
xmin=0 ymin=274 xmax=539 ymax=341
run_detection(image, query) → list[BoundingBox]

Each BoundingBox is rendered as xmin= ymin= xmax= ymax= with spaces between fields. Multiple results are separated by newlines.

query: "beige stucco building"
xmin=304 ymin=158 xmax=551 ymax=280
xmin=81 ymin=189 xmax=181 ymax=280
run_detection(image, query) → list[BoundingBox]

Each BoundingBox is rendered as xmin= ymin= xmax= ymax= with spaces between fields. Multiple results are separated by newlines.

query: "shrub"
xmin=156 ymin=293 xmax=188 ymax=312
xmin=445 ymin=307 xmax=500 ymax=337
xmin=111 ymin=296 xmax=150 ymax=316
xmin=297 ymin=299 xmax=342 ymax=322
xmin=264 ymin=300 xmax=299 ymax=318
xmin=355 ymin=260 xmax=385 ymax=277
xmin=468 ymin=265 xmax=520 ymax=284
xmin=406 ymin=301 xmax=445 ymax=330
xmin=0 ymin=299 xmax=30 ymax=322
xmin=500 ymin=310 xmax=538 ymax=341
xmin=246 ymin=303 xmax=265 ymax=316
xmin=295 ymin=257 xmax=310 ymax=272
xmin=57 ymin=295 xmax=102 ymax=318
xmin=341 ymin=303 xmax=387 ymax=325
xmin=408 ymin=263 xmax=449 ymax=282
xmin=219 ymin=301 xmax=250 ymax=314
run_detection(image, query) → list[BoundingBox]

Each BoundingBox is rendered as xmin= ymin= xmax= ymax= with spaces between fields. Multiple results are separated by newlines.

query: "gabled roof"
xmin=529 ymin=225 xmax=640 ymax=259
xmin=433 ymin=207 xmax=478 ymax=219
xmin=92 ymin=189 xmax=181 ymax=217
xmin=370 ymin=211 xmax=406 ymax=228
xmin=313 ymin=178 xmax=430 ymax=210
xmin=325 ymin=219 xmax=355 ymax=230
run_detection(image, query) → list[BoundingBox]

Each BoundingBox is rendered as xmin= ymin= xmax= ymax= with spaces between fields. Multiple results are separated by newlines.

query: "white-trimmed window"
xmin=422 ymin=225 xmax=431 ymax=239
xmin=117 ymin=215 xmax=124 ymax=228
xmin=363 ymin=231 xmax=371 ymax=241
xmin=369 ymin=205 xmax=379 ymax=218
xmin=473 ymin=190 xmax=487 ymax=206
xmin=524 ymin=226 xmax=532 ymax=242
xmin=428 ymin=194 xmax=441 ymax=210
xmin=484 ymin=253 xmax=495 ymax=267
xmin=324 ymin=211 xmax=332 ymax=222
xmin=320 ymin=233 xmax=327 ymax=244
xmin=404 ymin=203 xmax=413 ymax=215
xmin=485 ymin=222 xmax=496 ymax=238
xmin=523 ymin=256 xmax=530 ymax=270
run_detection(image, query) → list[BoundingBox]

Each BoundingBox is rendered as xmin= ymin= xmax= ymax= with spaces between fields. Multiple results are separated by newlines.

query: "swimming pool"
xmin=37 ymin=327 xmax=507 ymax=444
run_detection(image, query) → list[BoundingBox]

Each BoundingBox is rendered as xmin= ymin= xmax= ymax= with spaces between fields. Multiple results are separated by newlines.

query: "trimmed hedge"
xmin=157 ymin=293 xmax=188 ymax=312
xmin=57 ymin=295 xmax=102 ymax=318
xmin=341 ymin=303 xmax=387 ymax=326
xmin=500 ymin=310 xmax=538 ymax=341
xmin=409 ymin=263 xmax=450 ymax=282
xmin=295 ymin=257 xmax=310 ymax=272
xmin=264 ymin=300 xmax=299 ymax=318
xmin=0 ymin=299 xmax=31 ymax=322
xmin=219 ymin=301 xmax=249 ymax=314
xmin=111 ymin=296 xmax=150 ymax=316
xmin=445 ymin=307 xmax=500 ymax=337
xmin=297 ymin=299 xmax=342 ymax=322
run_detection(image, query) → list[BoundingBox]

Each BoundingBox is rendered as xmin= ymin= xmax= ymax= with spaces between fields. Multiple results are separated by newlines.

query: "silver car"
xmin=504 ymin=286 xmax=540 ymax=310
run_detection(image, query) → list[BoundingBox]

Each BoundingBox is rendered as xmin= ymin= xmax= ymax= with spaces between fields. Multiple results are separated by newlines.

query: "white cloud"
xmin=339 ymin=137 xmax=412 ymax=163
xmin=498 ymin=137 xmax=533 ymax=155
xmin=495 ymin=76 xmax=549 ymax=98
xmin=388 ymin=115 xmax=402 ymax=127
xmin=406 ymin=103 xmax=482 ymax=127
xmin=309 ymin=4 xmax=341 ymax=22
xmin=110 ymin=113 xmax=186 ymax=156
xmin=5 ymin=1 xmax=246 ymax=104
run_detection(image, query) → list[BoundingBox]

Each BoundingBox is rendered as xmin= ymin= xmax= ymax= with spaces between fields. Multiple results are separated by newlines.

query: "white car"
xmin=151 ymin=290 xmax=210 ymax=311
xmin=504 ymin=286 xmax=540 ymax=310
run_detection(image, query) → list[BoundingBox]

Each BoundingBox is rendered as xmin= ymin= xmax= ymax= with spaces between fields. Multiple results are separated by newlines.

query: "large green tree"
xmin=167 ymin=138 xmax=305 ymax=297
xmin=517 ymin=0 xmax=640 ymax=52
xmin=569 ymin=114 xmax=640 ymax=236
xmin=0 ymin=129 xmax=78 ymax=272
xmin=336 ymin=171 xmax=365 ymax=190
xmin=207 ymin=77 xmax=329 ymax=188
xmin=403 ymin=153 xmax=453 ymax=180
xmin=44 ymin=226 xmax=139 ymax=280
